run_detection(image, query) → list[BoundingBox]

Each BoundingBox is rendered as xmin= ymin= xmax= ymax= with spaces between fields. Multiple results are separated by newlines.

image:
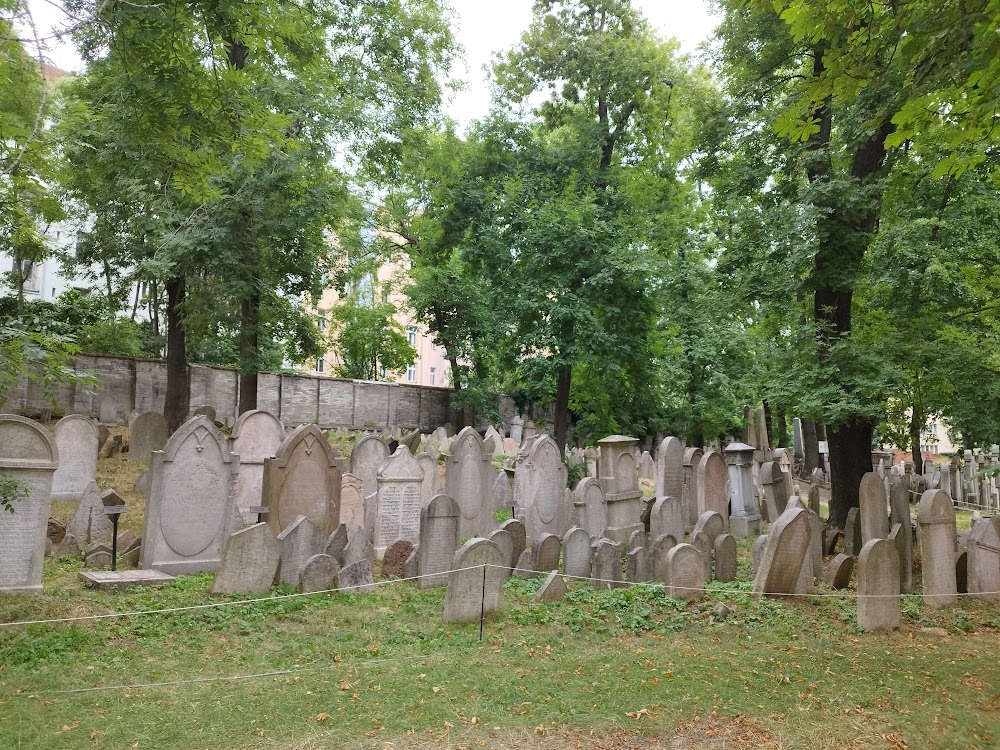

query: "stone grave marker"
xmin=491 ymin=471 xmax=514 ymax=512
xmin=696 ymin=450 xmax=729 ymax=528
xmin=140 ymin=416 xmax=239 ymax=574
xmin=212 ymin=523 xmax=280 ymax=594
xmin=692 ymin=511 xmax=725 ymax=546
xmin=628 ymin=529 xmax=647 ymax=553
xmin=298 ymin=554 xmax=339 ymax=593
xmin=443 ymin=538 xmax=505 ymax=622
xmin=857 ymin=539 xmax=900 ymax=631
xmin=649 ymin=496 xmax=685 ymax=547
xmin=682 ymin=447 xmax=704 ymax=531
xmin=808 ymin=485 xmax=821 ymax=518
xmin=263 ymin=424 xmax=342 ymax=537
xmin=66 ymin=481 xmax=113 ymax=549
xmin=337 ymin=559 xmax=375 ymax=593
xmin=760 ymin=461 xmax=788 ymax=525
xmin=574 ymin=477 xmax=607 ymax=539
xmin=652 ymin=534 xmax=675 ymax=582
xmin=193 ymin=405 xmax=217 ymax=422
xmin=417 ymin=454 xmax=442 ymax=508
xmin=626 ymin=547 xmax=652 ymax=583
xmin=533 ymin=533 xmax=562 ymax=572
xmin=488 ymin=528 xmax=514 ymax=580
xmin=859 ymin=472 xmax=890 ymax=543
xmin=325 ymin=523 xmax=349 ymax=564
xmin=966 ymin=517 xmax=1000 ymax=600
xmin=590 ymin=538 xmax=622 ymax=589
xmin=381 ymin=540 xmax=415 ymax=579
xmin=51 ymin=415 xmax=99 ymax=501
xmin=826 ymin=553 xmax=855 ymax=589
xmin=351 ymin=435 xmax=389 ymax=506
xmin=690 ymin=530 xmax=713 ymax=580
xmin=638 ymin=451 xmax=655 ymax=481
xmin=447 ymin=427 xmax=495 ymax=539
xmin=230 ymin=410 xmax=285 ymax=525
xmin=654 ymin=436 xmax=685 ymax=502
xmin=343 ymin=526 xmax=375 ymax=568
xmin=562 ymin=526 xmax=592 ymax=578
xmin=535 ymin=571 xmax=568 ymax=602
xmin=888 ymin=478 xmax=913 ymax=593
xmin=128 ymin=412 xmax=168 ymax=463
xmin=752 ymin=507 xmax=810 ymax=598
xmin=275 ymin=515 xmax=326 ymax=586
xmin=374 ymin=446 xmax=424 ymax=555
xmin=84 ymin=544 xmax=113 ymax=569
xmin=417 ymin=494 xmax=460 ymax=588
xmin=499 ymin=518 xmax=526 ymax=569
xmin=524 ymin=435 xmax=570 ymax=544
xmin=664 ymin=544 xmax=706 ymax=600
xmin=844 ymin=507 xmax=863 ymax=556
xmin=596 ymin=435 xmax=643 ymax=543
xmin=917 ymin=489 xmax=958 ymax=607
xmin=339 ymin=473 xmax=365 ymax=531
xmin=714 ymin=533 xmax=737 ymax=582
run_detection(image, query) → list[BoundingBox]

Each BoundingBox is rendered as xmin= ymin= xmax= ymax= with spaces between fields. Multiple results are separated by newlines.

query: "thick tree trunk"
xmin=238 ymin=292 xmax=259 ymax=415
xmin=802 ymin=419 xmax=820 ymax=474
xmin=164 ymin=277 xmax=190 ymax=432
xmin=909 ymin=404 xmax=923 ymax=468
xmin=827 ymin=418 xmax=875 ymax=528
xmin=553 ymin=363 xmax=571 ymax=451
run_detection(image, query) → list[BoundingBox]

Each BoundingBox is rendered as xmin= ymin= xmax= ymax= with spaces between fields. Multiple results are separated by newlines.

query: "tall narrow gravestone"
xmin=696 ymin=450 xmax=729 ymax=528
xmin=859 ymin=472 xmax=890 ymax=544
xmin=50 ymin=415 xmax=99 ymax=501
xmin=263 ymin=424 xmax=342 ymax=537
xmin=417 ymin=494 xmax=460 ymax=588
xmin=339 ymin=473 xmax=365 ymax=530
xmin=230 ymin=410 xmax=285 ymax=525
xmin=140 ymin=416 xmax=239 ymax=574
xmin=649 ymin=496 xmax=685 ymax=545
xmin=966 ymin=517 xmax=1000 ymax=601
xmin=752 ymin=507 xmax=810 ymax=598
xmin=0 ymin=416 xmax=59 ymax=593
xmin=573 ymin=477 xmax=607 ymax=539
xmin=446 ymin=427 xmax=494 ymax=540
xmin=856 ymin=539 xmax=901 ymax=631
xmin=374 ymin=447 xmax=424 ymax=555
xmin=760 ymin=461 xmax=788 ymax=525
xmin=681 ymin=447 xmax=704 ymax=530
xmin=917 ymin=489 xmax=958 ymax=608
xmin=350 ymin=435 xmax=389 ymax=505
xmin=654 ymin=436 xmax=685 ymax=501
xmin=524 ymin=435 xmax=569 ymax=544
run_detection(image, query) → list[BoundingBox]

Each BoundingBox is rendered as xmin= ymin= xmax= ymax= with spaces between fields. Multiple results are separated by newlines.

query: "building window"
xmin=316 ymin=357 xmax=325 ymax=373
xmin=317 ymin=311 xmax=326 ymax=332
xmin=406 ymin=364 xmax=416 ymax=382
xmin=406 ymin=326 xmax=417 ymax=346
xmin=429 ymin=367 xmax=435 ymax=386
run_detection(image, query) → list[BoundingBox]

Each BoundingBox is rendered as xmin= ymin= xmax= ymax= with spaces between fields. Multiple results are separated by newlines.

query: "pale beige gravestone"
xmin=339 ymin=473 xmax=365 ymax=530
xmin=524 ymin=435 xmax=570 ymax=544
xmin=211 ymin=523 xmax=280 ymax=595
xmin=574 ymin=476 xmax=607 ymax=539
xmin=690 ymin=530 xmax=713 ymax=580
xmin=590 ymin=538 xmax=623 ymax=589
xmin=128 ymin=412 xmax=168 ymax=463
xmin=51 ymin=415 xmax=99 ymax=501
xmin=692 ymin=510 xmax=725 ymax=545
xmin=696 ymin=450 xmax=729 ymax=528
xmin=966 ymin=517 xmax=1000 ymax=600
xmin=714 ymin=533 xmax=737 ymax=583
xmin=596 ymin=435 xmax=643 ymax=543
xmin=681 ymin=447 xmax=704 ymax=531
xmin=759 ymin=461 xmax=788 ymax=525
xmin=0 ymin=415 xmax=59 ymax=593
xmin=418 ymin=453 xmax=443 ymax=507
xmin=262 ymin=424 xmax=342 ymax=537
xmin=626 ymin=547 xmax=652 ymax=583
xmin=488 ymin=529 xmax=514 ymax=581
xmin=649 ymin=496 xmax=685 ymax=546
xmin=374 ymin=446 xmax=424 ymax=555
xmin=859 ymin=472 xmax=890 ymax=544
xmin=229 ymin=410 xmax=285 ymax=524
xmin=275 ymin=515 xmax=326 ymax=586
xmin=140 ymin=416 xmax=239 ymax=575
xmin=443 ymin=538 xmax=506 ymax=622
xmin=562 ymin=526 xmax=592 ymax=578
xmin=343 ymin=526 xmax=375 ymax=567
xmin=917 ymin=489 xmax=958 ymax=608
xmin=298 ymin=553 xmax=340 ymax=593
xmin=499 ymin=518 xmax=526 ymax=569
xmin=491 ymin=471 xmax=513 ymax=512
xmin=535 ymin=570 xmax=568 ymax=602
xmin=665 ymin=544 xmax=706 ymax=601
xmin=350 ymin=435 xmax=390 ymax=505
xmin=533 ymin=533 xmax=561 ymax=572
xmin=655 ymin=436 xmax=685 ymax=501
xmin=337 ymin=559 xmax=375 ymax=593
xmin=857 ymin=539 xmax=901 ymax=631
xmin=888 ymin=478 xmax=913 ymax=593
xmin=825 ymin=553 xmax=855 ymax=589
xmin=447 ymin=427 xmax=494 ymax=539
xmin=417 ymin=493 xmax=460 ymax=588
xmin=66 ymin=481 xmax=113 ymax=549
xmin=752 ymin=507 xmax=810 ymax=598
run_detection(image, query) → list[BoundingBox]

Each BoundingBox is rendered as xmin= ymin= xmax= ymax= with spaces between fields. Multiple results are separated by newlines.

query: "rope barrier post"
xmin=479 ymin=564 xmax=487 ymax=642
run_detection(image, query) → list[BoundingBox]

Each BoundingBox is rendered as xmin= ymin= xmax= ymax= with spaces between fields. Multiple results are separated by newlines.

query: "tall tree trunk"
xmin=828 ymin=419 xmax=875 ymax=528
xmin=802 ymin=419 xmax=820 ymax=474
xmin=909 ymin=401 xmax=923 ymax=468
xmin=553 ymin=363 xmax=571 ymax=451
xmin=164 ymin=277 xmax=189 ymax=432
xmin=774 ymin=405 xmax=788 ymax=448
xmin=238 ymin=291 xmax=259 ymax=415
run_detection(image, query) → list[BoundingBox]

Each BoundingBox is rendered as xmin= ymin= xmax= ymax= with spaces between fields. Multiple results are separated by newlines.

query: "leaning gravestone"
xmin=626 ymin=547 xmax=652 ymax=583
xmin=65 ymin=481 xmax=113 ymax=549
xmin=337 ymin=559 xmax=375 ymax=593
xmin=446 ymin=427 xmax=494 ymax=540
xmin=843 ymin=507 xmax=863 ymax=557
xmin=0 ymin=416 xmax=59 ymax=593
xmin=443 ymin=538 xmax=506 ymax=623
xmin=275 ymin=515 xmax=326 ymax=586
xmin=664 ymin=544 xmax=706 ymax=601
xmin=325 ymin=523 xmax=349 ymax=564
xmin=489 ymin=529 xmax=515 ymax=581
xmin=128 ymin=412 xmax=168 ymax=463
xmin=343 ymin=526 xmax=374 ymax=567
xmin=351 ymin=435 xmax=390 ymax=507
xmin=339 ymin=473 xmax=365 ymax=530
xmin=654 ymin=436 xmax=685 ymax=502
xmin=590 ymin=538 xmax=622 ymax=589
xmin=574 ymin=477 xmax=607 ymax=539
xmin=298 ymin=554 xmax=340 ymax=593
xmin=374 ymin=446 xmax=424 ymax=555
xmin=888 ymin=478 xmax=913 ymax=593
xmin=826 ymin=553 xmax=855 ymax=589
xmin=562 ymin=526 xmax=592 ymax=578
xmin=229 ymin=410 xmax=285 ymax=525
xmin=649 ymin=496 xmax=685 ymax=546
xmin=859 ymin=472 xmax=890 ymax=544
xmin=418 ymin=453 xmax=442 ymax=507
xmin=690 ymin=530 xmax=713 ymax=581
xmin=966 ymin=517 xmax=1000 ymax=601
xmin=51 ymin=415 xmax=99 ymax=501
xmin=263 ymin=424 xmax=342 ymax=537
xmin=692 ymin=510 xmax=725 ymax=546
xmin=857 ymin=539 xmax=900 ymax=631
xmin=535 ymin=571 xmax=569 ymax=602
xmin=212 ymin=523 xmax=280 ymax=595
xmin=752 ymin=507 xmax=810 ymax=598
xmin=759 ymin=461 xmax=788 ymax=525
xmin=499 ymin=518 xmax=526 ymax=569
xmin=523 ymin=435 xmax=570 ymax=544
xmin=696 ymin=450 xmax=729 ymax=527
xmin=417 ymin=494 xmax=460 ymax=588
xmin=917 ymin=489 xmax=958 ymax=608
xmin=140 ymin=416 xmax=239 ymax=574
xmin=491 ymin=472 xmax=513 ymax=513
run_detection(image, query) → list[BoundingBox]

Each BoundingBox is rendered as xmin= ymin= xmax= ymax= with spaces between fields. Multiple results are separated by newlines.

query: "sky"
xmin=23 ymin=0 xmax=718 ymax=127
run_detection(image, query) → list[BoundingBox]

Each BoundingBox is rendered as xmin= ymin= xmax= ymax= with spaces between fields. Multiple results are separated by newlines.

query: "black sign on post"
xmin=249 ymin=506 xmax=269 ymax=525
xmin=101 ymin=489 xmax=127 ymax=572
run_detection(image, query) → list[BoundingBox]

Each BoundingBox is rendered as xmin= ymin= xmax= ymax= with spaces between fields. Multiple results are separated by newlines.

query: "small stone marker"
xmin=626 ymin=547 xmax=652 ymax=583
xmin=84 ymin=544 xmax=113 ymax=569
xmin=916 ymin=489 xmax=958 ymax=608
xmin=298 ymin=554 xmax=340 ymax=593
xmin=562 ymin=526 xmax=592 ymax=578
xmin=337 ymin=559 xmax=375 ymax=593
xmin=714 ymin=534 xmax=737 ymax=583
xmin=79 ymin=569 xmax=175 ymax=589
xmin=533 ymin=533 xmax=562 ymax=572
xmin=351 ymin=435 xmax=390 ymax=504
xmin=534 ymin=570 xmax=569 ymax=602
xmin=212 ymin=523 xmax=280 ymax=595
xmin=343 ymin=526 xmax=374 ymax=568
xmin=664 ymin=544 xmax=706 ymax=601
xmin=752 ymin=508 xmax=810 ymax=598
xmin=66 ymin=481 xmax=114 ymax=549
xmin=826 ymin=553 xmax=855 ymax=589
xmin=121 ymin=536 xmax=142 ymax=567
xmin=325 ymin=524 xmax=349 ymax=564
xmin=590 ymin=538 xmax=622 ymax=589
xmin=856 ymin=539 xmax=900 ymax=631
xmin=443 ymin=538 xmax=505 ymax=623
xmin=275 ymin=515 xmax=326 ymax=587
xmin=53 ymin=532 xmax=81 ymax=561
xmin=692 ymin=511 xmax=725 ymax=545
xmin=381 ymin=540 xmax=415 ymax=579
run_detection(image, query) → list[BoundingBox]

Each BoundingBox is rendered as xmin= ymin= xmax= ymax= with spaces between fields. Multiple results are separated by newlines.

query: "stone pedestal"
xmin=725 ymin=442 xmax=761 ymax=538
xmin=597 ymin=435 xmax=643 ymax=544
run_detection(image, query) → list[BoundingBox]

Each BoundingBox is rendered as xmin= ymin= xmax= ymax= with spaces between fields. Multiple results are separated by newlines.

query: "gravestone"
xmin=966 ymin=517 xmax=1000 ymax=600
xmin=84 ymin=544 xmax=113 ymax=569
xmin=263 ymin=424 xmax=342 ymax=537
xmin=692 ymin=511 xmax=725 ymax=546
xmin=843 ymin=507 xmax=863 ymax=556
xmin=916 ymin=489 xmax=958 ymax=607
xmin=649 ymin=496 xmax=685 ymax=546
xmin=499 ymin=518 xmax=526 ymax=569
xmin=51 ymin=415 xmax=99 ymax=501
xmin=0 ymin=417 xmax=59 ymax=592
xmin=382 ymin=540 xmax=415 ymax=579
xmin=681 ymin=447 xmax=704 ymax=531
xmin=652 ymin=534 xmax=676 ymax=583
xmin=447 ymin=427 xmax=495 ymax=539
xmin=374 ymin=447 xmax=424 ymax=555
xmin=826 ymin=553 xmax=855 ymax=589
xmin=574 ymin=477 xmax=607 ymax=539
xmin=337 ymin=559 xmax=375 ymax=593
xmin=628 ymin=529 xmax=647 ymax=553
xmin=325 ymin=523 xmax=349 ymax=564
xmin=442 ymin=538 xmax=506 ymax=622
xmin=129 ymin=412 xmax=168 ymax=463
xmin=418 ymin=453 xmax=442 ymax=508
xmin=714 ymin=534 xmax=737 ymax=583
xmin=696 ymin=450 xmax=729 ymax=527
xmin=275 ymin=515 xmax=326 ymax=586
xmin=509 ymin=414 xmax=523 ymax=445
xmin=562 ymin=526 xmax=592 ymax=578
xmin=211 ymin=522 xmax=280 ymax=594
xmin=654 ymin=436 xmax=685 ymax=502
xmin=664 ymin=544 xmax=706 ymax=601
xmin=725 ymin=442 xmax=761 ymax=537
xmin=417 ymin=494 xmax=460 ymax=588
xmin=140 ymin=416 xmax=239 ymax=574
xmin=626 ymin=547 xmax=652 ymax=583
xmin=193 ymin=405 xmax=217 ymax=422
xmin=859 ymin=472 xmax=890 ymax=543
xmin=339 ymin=473 xmax=365 ymax=530
xmin=690 ymin=530 xmax=713 ymax=580
xmin=230 ymin=410 xmax=285 ymax=524
xmin=524 ymin=435 xmax=570 ymax=544
xmin=752 ymin=507 xmax=810 ymax=598
xmin=760 ymin=461 xmax=788 ymax=525
xmin=638 ymin=451 xmax=655 ymax=481
xmin=807 ymin=485 xmax=822 ymax=518
xmin=350 ymin=435 xmax=390 ymax=507
xmin=751 ymin=534 xmax=768 ymax=577
xmin=343 ymin=526 xmax=375 ymax=567
xmin=888 ymin=478 xmax=913 ymax=593
xmin=535 ymin=571 xmax=568 ymax=602
xmin=857 ymin=539 xmax=901 ymax=631
xmin=596 ymin=435 xmax=643 ymax=543
xmin=299 ymin=554 xmax=340 ymax=593
xmin=491 ymin=471 xmax=514 ymax=512
xmin=66 ymin=481 xmax=113 ymax=549
xmin=488 ymin=529 xmax=514 ymax=580
xmin=591 ymin=538 xmax=623 ymax=589
xmin=533 ymin=533 xmax=562 ymax=572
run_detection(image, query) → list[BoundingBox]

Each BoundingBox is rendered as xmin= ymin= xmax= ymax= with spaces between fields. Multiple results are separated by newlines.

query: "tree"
xmin=327 ymin=286 xmax=416 ymax=382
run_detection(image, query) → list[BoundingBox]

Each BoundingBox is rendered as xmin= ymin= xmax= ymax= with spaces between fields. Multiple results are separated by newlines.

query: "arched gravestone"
xmin=141 ymin=416 xmax=239 ymax=574
xmin=129 ymin=412 xmax=168 ymax=463
xmin=230 ymin=410 xmax=285 ymax=524
xmin=857 ymin=538 xmax=901 ymax=631
xmin=858 ymin=471 xmax=890 ymax=544
xmin=917 ymin=489 xmax=958 ymax=607
xmin=562 ymin=526 xmax=592 ymax=578
xmin=0 ymin=415 xmax=58 ymax=593
xmin=350 ymin=435 xmax=389 ymax=504
xmin=51 ymin=415 xmax=98 ymax=501
xmin=696 ymin=450 xmax=729 ymax=528
xmin=339 ymin=473 xmax=365 ymax=530
xmin=967 ymin=517 xmax=1000 ymax=600
xmin=524 ymin=435 xmax=569 ymax=544
xmin=655 ymin=436 xmax=685 ymax=501
xmin=263 ymin=424 xmax=342 ymax=537
xmin=446 ymin=427 xmax=494 ymax=540
xmin=649 ymin=496 xmax=685 ymax=545
xmin=760 ymin=461 xmax=788 ymax=524
xmin=374 ymin=446 xmax=424 ymax=554
xmin=418 ymin=493 xmax=460 ymax=588
xmin=443 ymin=538 xmax=506 ymax=623
xmin=681 ymin=447 xmax=704 ymax=530
xmin=752 ymin=507 xmax=810 ymax=598
xmin=418 ymin=453 xmax=442 ymax=508
xmin=574 ymin=476 xmax=607 ymax=538
xmin=665 ymin=543 xmax=706 ymax=601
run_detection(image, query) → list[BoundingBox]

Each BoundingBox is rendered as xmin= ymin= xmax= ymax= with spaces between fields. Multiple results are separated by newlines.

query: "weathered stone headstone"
xmin=856 ymin=539 xmax=900 ymax=631
xmin=499 ymin=518 xmax=526 ymax=569
xmin=374 ymin=446 xmax=424 ymax=554
xmin=888 ymin=478 xmax=913 ymax=593
xmin=66 ymin=481 xmax=113 ymax=549
xmin=692 ymin=511 xmax=725 ymax=546
xmin=51 ymin=415 xmax=99 ymax=501
xmin=638 ymin=451 xmax=655 ymax=481
xmin=590 ymin=538 xmax=623 ymax=589
xmin=714 ymin=533 xmax=737 ymax=583
xmin=263 ymin=424 xmax=342 ymax=537
xmin=751 ymin=534 xmax=768 ymax=577
xmin=275 ymin=515 xmax=326 ymax=586
xmin=562 ymin=525 xmax=593 ymax=578
xmin=381 ymin=540 xmax=415 ymax=579
xmin=417 ymin=494 xmax=460 ymax=588
xmin=648 ymin=496 xmax=685 ymax=546
xmin=491 ymin=471 xmax=513 ymax=512
xmin=533 ymin=533 xmax=562 ymax=572
xmin=339 ymin=473 xmax=365 ymax=530
xmin=574 ymin=477 xmax=607 ymax=539
xmin=535 ymin=571 xmax=568 ymax=602
xmin=447 ymin=427 xmax=495 ymax=540
xmin=120 ymin=536 xmax=141 ymax=567
xmin=211 ymin=523 xmax=280 ymax=594
xmin=337 ymin=559 xmax=375 ymax=593
xmin=597 ymin=435 xmax=643 ymax=543
xmin=652 ymin=534 xmax=676 ymax=582
xmin=654 ymin=436 xmax=685 ymax=502
xmin=859 ymin=472 xmax=890 ymax=543
xmin=664 ymin=544 xmax=706 ymax=601
xmin=298 ymin=553 xmax=339 ymax=593
xmin=229 ymin=410 xmax=285 ymax=525
xmin=343 ymin=526 xmax=374 ymax=568
xmin=350 ymin=435 xmax=390 ymax=508
xmin=681 ymin=447 xmax=704 ymax=531
xmin=488 ymin=528 xmax=514 ymax=580
xmin=140 ymin=416 xmax=239 ymax=574
xmin=193 ymin=405 xmax=217 ymax=422
xmin=690 ymin=530 xmax=713 ymax=580
xmin=128 ymin=412 xmax=168 ymax=464
xmin=524 ymin=435 xmax=570 ymax=544
xmin=752 ymin=507 xmax=810 ymax=597
xmin=696 ymin=450 xmax=729 ymax=528
xmin=325 ymin=523 xmax=349 ymax=564
xmin=966 ymin=517 xmax=1000 ymax=600
xmin=916 ymin=489 xmax=958 ymax=608
xmin=626 ymin=547 xmax=652 ymax=583
xmin=443 ymin=538 xmax=505 ymax=622
xmin=760 ymin=461 xmax=788 ymax=525
xmin=417 ymin=453 xmax=441 ymax=508
xmin=807 ymin=485 xmax=822 ymax=518
xmin=826 ymin=553 xmax=855 ymax=589
xmin=843 ymin=507 xmax=863 ymax=556
xmin=84 ymin=544 xmax=113 ymax=569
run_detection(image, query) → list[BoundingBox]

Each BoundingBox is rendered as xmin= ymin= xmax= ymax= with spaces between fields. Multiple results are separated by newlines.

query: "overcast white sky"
xmin=24 ymin=0 xmax=718 ymax=127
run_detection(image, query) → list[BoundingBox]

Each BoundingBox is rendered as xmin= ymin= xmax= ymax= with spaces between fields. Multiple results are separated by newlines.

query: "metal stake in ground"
xmin=479 ymin=564 xmax=487 ymax=641
xmin=101 ymin=490 xmax=128 ymax=572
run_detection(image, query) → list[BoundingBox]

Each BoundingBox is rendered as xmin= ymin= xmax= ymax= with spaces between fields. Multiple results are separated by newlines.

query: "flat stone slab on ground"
xmin=79 ymin=570 xmax=176 ymax=589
